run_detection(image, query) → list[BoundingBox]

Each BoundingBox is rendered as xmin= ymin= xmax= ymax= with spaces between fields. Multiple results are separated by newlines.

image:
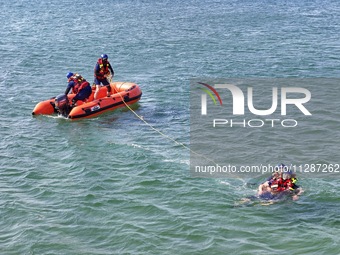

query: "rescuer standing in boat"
xmin=93 ymin=54 xmax=114 ymax=99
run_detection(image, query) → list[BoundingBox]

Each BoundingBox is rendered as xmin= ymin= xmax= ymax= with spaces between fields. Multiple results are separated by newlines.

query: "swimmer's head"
xmin=271 ymin=171 xmax=281 ymax=179
xmin=282 ymin=170 xmax=293 ymax=180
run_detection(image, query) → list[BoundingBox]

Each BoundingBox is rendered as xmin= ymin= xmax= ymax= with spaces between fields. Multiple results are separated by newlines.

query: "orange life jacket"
xmin=269 ymin=178 xmax=285 ymax=192
xmin=283 ymin=179 xmax=294 ymax=191
xmin=69 ymin=74 xmax=89 ymax=94
xmin=95 ymin=58 xmax=110 ymax=79
xmin=270 ymin=177 xmax=295 ymax=192
xmin=74 ymin=80 xmax=89 ymax=94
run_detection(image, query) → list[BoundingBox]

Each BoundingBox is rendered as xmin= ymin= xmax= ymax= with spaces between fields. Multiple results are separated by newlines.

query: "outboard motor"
xmin=55 ymin=94 xmax=71 ymax=117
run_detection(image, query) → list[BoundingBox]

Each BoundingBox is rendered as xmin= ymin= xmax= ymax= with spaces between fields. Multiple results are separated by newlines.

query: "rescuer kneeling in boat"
xmin=65 ymin=72 xmax=92 ymax=106
xmin=93 ymin=54 xmax=114 ymax=99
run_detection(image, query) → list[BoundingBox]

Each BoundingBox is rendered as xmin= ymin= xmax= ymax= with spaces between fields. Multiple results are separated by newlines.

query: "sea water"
xmin=1 ymin=0 xmax=340 ymax=254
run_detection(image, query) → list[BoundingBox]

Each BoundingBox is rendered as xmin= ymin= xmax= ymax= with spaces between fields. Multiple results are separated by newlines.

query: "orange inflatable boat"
xmin=32 ymin=82 xmax=142 ymax=120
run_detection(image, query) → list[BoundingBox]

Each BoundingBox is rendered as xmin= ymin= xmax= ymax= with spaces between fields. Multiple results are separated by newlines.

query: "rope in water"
xmin=113 ymin=81 xmax=218 ymax=166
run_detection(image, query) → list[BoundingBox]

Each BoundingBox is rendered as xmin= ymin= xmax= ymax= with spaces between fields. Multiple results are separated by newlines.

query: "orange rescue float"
xmin=32 ymin=82 xmax=142 ymax=120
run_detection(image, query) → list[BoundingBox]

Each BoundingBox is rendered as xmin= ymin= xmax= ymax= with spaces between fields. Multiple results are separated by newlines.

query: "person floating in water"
xmin=257 ymin=163 xmax=303 ymax=201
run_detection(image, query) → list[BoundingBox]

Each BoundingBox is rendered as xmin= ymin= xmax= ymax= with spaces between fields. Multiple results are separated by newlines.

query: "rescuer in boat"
xmin=257 ymin=164 xmax=303 ymax=201
xmin=65 ymin=72 xmax=92 ymax=106
xmin=93 ymin=54 xmax=114 ymax=99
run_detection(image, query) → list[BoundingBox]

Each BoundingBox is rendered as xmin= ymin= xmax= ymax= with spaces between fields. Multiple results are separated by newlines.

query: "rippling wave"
xmin=1 ymin=0 xmax=340 ymax=254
